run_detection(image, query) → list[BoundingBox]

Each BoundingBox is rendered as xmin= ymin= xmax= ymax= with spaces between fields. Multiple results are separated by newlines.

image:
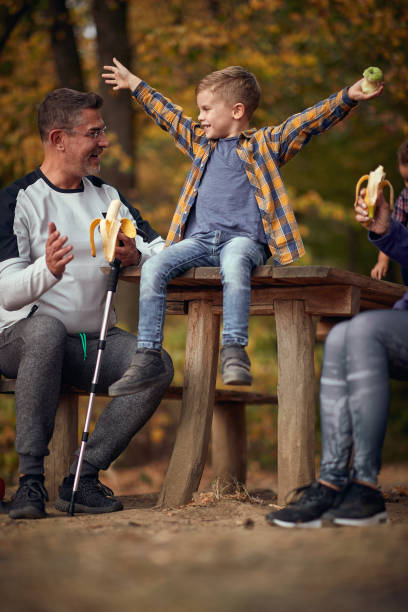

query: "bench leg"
xmin=158 ymin=301 xmax=220 ymax=507
xmin=44 ymin=393 xmax=78 ymax=501
xmin=211 ymin=401 xmax=247 ymax=487
xmin=274 ymin=300 xmax=316 ymax=504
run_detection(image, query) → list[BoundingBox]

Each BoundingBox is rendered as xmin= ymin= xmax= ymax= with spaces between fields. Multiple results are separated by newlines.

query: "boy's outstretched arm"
xmin=348 ymin=78 xmax=384 ymax=101
xmin=102 ymin=57 xmax=141 ymax=92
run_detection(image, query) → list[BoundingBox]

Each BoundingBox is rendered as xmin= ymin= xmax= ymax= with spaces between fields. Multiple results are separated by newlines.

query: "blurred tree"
xmin=91 ymin=0 xmax=135 ymax=192
xmin=49 ymin=0 xmax=85 ymax=90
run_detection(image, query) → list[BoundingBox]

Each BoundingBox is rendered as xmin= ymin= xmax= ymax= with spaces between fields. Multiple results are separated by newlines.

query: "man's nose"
xmin=98 ymin=133 xmax=110 ymax=148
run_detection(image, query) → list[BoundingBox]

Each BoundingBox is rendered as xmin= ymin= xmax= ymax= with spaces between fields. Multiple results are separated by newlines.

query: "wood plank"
xmin=212 ymin=401 xmax=247 ymax=486
xmin=44 ymin=394 xmax=78 ymax=501
xmin=274 ymin=300 xmax=316 ymax=503
xmin=158 ymin=302 xmax=221 ymax=508
xmin=0 ymin=376 xmax=278 ymax=406
xmin=212 ymin=285 xmax=361 ymax=317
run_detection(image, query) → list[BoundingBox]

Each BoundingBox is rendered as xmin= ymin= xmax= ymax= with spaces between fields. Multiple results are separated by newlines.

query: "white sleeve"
xmin=0 ymin=256 xmax=59 ymax=311
xmin=0 ymin=201 xmax=59 ymax=310
xmin=135 ymin=234 xmax=165 ymax=267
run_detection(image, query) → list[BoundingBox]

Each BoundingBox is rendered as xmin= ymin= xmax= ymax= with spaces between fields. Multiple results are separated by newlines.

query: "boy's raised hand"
xmin=102 ymin=57 xmax=141 ymax=92
xmin=348 ymin=78 xmax=384 ymax=101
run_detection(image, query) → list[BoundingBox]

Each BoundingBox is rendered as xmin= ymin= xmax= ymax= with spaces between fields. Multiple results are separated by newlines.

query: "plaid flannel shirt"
xmin=133 ymin=82 xmax=357 ymax=265
xmin=392 ymin=187 xmax=408 ymax=227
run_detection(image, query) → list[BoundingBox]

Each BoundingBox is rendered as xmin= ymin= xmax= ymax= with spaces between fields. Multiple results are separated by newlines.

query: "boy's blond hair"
xmin=196 ymin=66 xmax=261 ymax=118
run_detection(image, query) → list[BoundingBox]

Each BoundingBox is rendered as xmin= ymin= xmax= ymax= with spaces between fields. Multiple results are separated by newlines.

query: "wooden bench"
xmin=0 ymin=377 xmax=277 ymax=501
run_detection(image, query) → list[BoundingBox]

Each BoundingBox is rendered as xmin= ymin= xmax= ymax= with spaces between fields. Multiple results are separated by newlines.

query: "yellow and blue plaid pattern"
xmin=133 ymin=82 xmax=356 ymax=265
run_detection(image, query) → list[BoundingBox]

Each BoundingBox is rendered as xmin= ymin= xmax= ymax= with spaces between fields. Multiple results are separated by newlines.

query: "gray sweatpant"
xmin=319 ymin=309 xmax=408 ymax=487
xmin=0 ymin=314 xmax=173 ymax=476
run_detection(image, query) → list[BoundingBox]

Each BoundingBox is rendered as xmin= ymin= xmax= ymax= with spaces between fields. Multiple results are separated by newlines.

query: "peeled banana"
xmin=90 ymin=199 xmax=136 ymax=262
xmin=354 ymin=165 xmax=394 ymax=219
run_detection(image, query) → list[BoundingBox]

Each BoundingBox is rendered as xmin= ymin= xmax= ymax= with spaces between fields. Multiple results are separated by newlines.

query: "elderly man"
xmin=0 ymin=88 xmax=173 ymax=519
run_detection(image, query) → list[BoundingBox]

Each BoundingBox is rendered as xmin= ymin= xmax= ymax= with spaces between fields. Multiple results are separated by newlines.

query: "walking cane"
xmin=68 ymin=257 xmax=121 ymax=516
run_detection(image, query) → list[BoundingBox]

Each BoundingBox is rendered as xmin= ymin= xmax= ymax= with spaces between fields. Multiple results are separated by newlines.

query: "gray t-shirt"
xmin=184 ymin=136 xmax=266 ymax=243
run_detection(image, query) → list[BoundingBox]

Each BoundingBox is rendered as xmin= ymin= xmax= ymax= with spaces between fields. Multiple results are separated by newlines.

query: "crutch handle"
xmin=107 ymin=258 xmax=121 ymax=293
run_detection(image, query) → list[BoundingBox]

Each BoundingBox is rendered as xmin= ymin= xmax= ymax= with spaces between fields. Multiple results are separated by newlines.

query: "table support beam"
xmin=275 ymin=300 xmax=316 ymax=504
xmin=158 ymin=300 xmax=220 ymax=507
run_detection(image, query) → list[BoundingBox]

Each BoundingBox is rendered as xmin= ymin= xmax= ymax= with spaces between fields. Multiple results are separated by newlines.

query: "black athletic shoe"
xmin=0 ymin=500 xmax=9 ymax=514
xmin=8 ymin=474 xmax=48 ymax=520
xmin=108 ymin=348 xmax=167 ymax=396
xmin=220 ymin=345 xmax=252 ymax=386
xmin=322 ymin=482 xmax=388 ymax=526
xmin=265 ymin=481 xmax=338 ymax=528
xmin=55 ymin=474 xmax=123 ymax=514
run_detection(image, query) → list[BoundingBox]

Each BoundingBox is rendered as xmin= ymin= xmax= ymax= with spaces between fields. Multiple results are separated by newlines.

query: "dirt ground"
xmin=1 ymin=463 xmax=408 ymax=612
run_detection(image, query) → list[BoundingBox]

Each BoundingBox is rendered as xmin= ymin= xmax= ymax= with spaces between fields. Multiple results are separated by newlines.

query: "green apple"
xmin=362 ymin=67 xmax=383 ymax=93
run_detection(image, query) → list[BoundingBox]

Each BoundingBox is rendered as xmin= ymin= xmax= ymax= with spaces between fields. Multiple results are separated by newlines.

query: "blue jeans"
xmin=137 ymin=232 xmax=267 ymax=349
xmin=319 ymin=309 xmax=408 ymax=487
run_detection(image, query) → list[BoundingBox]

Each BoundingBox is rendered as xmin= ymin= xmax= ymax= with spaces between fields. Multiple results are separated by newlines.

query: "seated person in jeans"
xmin=102 ymin=58 xmax=382 ymax=395
xmin=266 ymin=187 xmax=408 ymax=528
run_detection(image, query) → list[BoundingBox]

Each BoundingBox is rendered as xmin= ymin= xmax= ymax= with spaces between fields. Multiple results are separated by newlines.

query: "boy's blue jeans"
xmin=137 ymin=232 xmax=267 ymax=350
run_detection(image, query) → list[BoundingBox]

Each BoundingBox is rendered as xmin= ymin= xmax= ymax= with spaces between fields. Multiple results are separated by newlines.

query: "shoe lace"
xmin=81 ymin=478 xmax=115 ymax=498
xmin=285 ymin=482 xmax=325 ymax=506
xmin=14 ymin=480 xmax=49 ymax=503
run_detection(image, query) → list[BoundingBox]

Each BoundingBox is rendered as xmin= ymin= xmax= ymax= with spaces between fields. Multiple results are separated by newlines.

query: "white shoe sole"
xmin=333 ymin=511 xmax=389 ymax=526
xmin=272 ymin=518 xmax=322 ymax=528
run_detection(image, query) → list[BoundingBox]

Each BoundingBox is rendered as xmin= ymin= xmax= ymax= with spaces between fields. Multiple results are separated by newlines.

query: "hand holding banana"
xmin=90 ymin=199 xmax=137 ymax=263
xmin=354 ymin=165 xmax=394 ymax=221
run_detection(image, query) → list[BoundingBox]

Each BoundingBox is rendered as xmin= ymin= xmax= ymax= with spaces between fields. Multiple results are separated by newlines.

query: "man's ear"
xmin=49 ymin=129 xmax=66 ymax=150
xmin=232 ymin=102 xmax=246 ymax=120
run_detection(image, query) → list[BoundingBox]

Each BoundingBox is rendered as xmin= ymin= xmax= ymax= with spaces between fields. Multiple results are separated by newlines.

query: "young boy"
xmin=103 ymin=58 xmax=383 ymax=395
xmin=370 ymin=139 xmax=408 ymax=285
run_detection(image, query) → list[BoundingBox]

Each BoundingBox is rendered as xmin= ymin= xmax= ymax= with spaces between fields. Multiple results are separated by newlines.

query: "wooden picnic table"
xmin=118 ymin=264 xmax=406 ymax=506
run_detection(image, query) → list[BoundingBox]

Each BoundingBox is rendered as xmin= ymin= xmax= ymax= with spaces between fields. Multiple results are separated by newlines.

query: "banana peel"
xmin=355 ymin=165 xmax=394 ymax=220
xmin=90 ymin=199 xmax=136 ymax=262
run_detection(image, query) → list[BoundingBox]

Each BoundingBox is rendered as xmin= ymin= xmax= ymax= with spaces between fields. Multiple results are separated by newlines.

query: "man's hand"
xmin=102 ymin=57 xmax=141 ymax=92
xmin=115 ymin=231 xmax=141 ymax=267
xmin=46 ymin=222 xmax=73 ymax=278
xmin=355 ymin=188 xmax=391 ymax=235
xmin=348 ymin=78 xmax=384 ymax=101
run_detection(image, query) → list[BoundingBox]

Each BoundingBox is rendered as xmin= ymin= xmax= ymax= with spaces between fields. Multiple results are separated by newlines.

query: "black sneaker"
xmin=108 ymin=348 xmax=166 ymax=396
xmin=0 ymin=500 xmax=9 ymax=514
xmin=8 ymin=474 xmax=48 ymax=520
xmin=220 ymin=345 xmax=252 ymax=386
xmin=322 ymin=482 xmax=388 ymax=526
xmin=55 ymin=474 xmax=123 ymax=514
xmin=265 ymin=481 xmax=338 ymax=528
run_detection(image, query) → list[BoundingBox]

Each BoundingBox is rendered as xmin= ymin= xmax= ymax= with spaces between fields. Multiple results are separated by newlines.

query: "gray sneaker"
xmin=220 ymin=344 xmax=252 ymax=386
xmin=109 ymin=348 xmax=166 ymax=396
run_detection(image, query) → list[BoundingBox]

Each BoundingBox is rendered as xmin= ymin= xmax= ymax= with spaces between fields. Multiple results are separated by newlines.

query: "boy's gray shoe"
xmin=8 ymin=474 xmax=48 ymax=520
xmin=221 ymin=344 xmax=252 ymax=386
xmin=108 ymin=348 xmax=166 ymax=396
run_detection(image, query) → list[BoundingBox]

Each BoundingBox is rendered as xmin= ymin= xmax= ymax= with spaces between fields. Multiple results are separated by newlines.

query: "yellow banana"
xmin=90 ymin=199 xmax=136 ymax=262
xmin=354 ymin=165 xmax=394 ymax=220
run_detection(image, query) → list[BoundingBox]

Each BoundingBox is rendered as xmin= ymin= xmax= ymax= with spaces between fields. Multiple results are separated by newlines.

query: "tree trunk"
xmin=49 ymin=0 xmax=85 ymax=91
xmin=91 ymin=0 xmax=136 ymax=194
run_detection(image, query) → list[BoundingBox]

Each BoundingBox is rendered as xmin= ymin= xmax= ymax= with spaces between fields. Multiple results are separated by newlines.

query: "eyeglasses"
xmin=63 ymin=126 xmax=107 ymax=139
